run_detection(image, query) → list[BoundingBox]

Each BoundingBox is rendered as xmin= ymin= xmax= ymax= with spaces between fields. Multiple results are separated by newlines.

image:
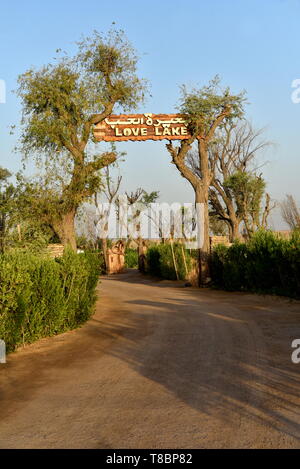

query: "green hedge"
xmin=125 ymin=248 xmax=138 ymax=268
xmin=0 ymin=249 xmax=101 ymax=352
xmin=145 ymin=243 xmax=193 ymax=280
xmin=211 ymin=230 xmax=300 ymax=298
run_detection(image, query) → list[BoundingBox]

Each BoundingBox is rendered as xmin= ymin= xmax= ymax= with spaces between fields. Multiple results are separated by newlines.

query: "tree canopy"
xmin=179 ymin=75 xmax=245 ymax=138
xmin=16 ymin=29 xmax=148 ymax=249
xmin=166 ymin=76 xmax=246 ymax=284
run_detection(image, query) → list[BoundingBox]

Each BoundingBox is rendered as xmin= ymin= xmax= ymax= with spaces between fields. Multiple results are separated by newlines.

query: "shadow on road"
xmin=92 ymin=270 xmax=300 ymax=442
xmin=1 ymin=269 xmax=300 ymax=447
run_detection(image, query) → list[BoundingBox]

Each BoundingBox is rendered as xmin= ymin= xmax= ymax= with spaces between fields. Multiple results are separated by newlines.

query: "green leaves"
xmin=17 ymin=29 xmax=147 ymax=160
xmin=0 ymin=250 xmax=101 ymax=352
xmin=211 ymin=230 xmax=300 ymax=298
xmin=17 ymin=63 xmax=85 ymax=156
xmin=77 ymin=29 xmax=148 ymax=110
xmin=224 ymin=170 xmax=266 ymax=232
xmin=179 ymin=75 xmax=246 ymax=137
xmin=0 ymin=167 xmax=19 ymax=253
xmin=125 ymin=248 xmax=138 ymax=268
xmin=0 ymin=167 xmax=12 ymax=182
xmin=15 ymin=29 xmax=148 ymax=247
xmin=146 ymin=244 xmax=193 ymax=281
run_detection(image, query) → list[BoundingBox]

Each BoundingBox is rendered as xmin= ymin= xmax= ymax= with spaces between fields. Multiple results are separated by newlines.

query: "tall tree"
xmin=188 ymin=121 xmax=271 ymax=241
xmin=16 ymin=29 xmax=147 ymax=250
xmin=0 ymin=167 xmax=17 ymax=253
xmin=281 ymin=195 xmax=300 ymax=230
xmin=166 ymin=77 xmax=245 ymax=284
xmin=224 ymin=170 xmax=273 ymax=237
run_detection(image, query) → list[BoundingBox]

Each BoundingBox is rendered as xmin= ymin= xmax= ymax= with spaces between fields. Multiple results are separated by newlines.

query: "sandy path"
xmin=0 ymin=270 xmax=300 ymax=448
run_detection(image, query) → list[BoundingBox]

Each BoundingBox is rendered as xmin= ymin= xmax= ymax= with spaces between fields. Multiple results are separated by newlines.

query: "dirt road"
xmin=0 ymin=270 xmax=300 ymax=448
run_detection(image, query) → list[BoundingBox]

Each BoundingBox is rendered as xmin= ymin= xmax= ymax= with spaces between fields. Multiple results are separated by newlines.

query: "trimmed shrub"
xmin=146 ymin=243 xmax=193 ymax=280
xmin=0 ymin=249 xmax=101 ymax=352
xmin=211 ymin=230 xmax=300 ymax=298
xmin=125 ymin=248 xmax=138 ymax=268
xmin=146 ymin=246 xmax=162 ymax=277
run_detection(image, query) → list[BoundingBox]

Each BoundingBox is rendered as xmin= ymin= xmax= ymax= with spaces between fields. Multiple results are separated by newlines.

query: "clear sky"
xmin=1 ymin=0 xmax=300 ymax=228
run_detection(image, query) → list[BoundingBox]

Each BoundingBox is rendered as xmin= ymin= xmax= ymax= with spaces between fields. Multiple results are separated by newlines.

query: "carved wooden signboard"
xmin=93 ymin=113 xmax=191 ymax=142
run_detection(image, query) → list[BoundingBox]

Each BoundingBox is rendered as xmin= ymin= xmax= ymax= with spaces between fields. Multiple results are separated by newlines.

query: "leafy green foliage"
xmin=77 ymin=30 xmax=148 ymax=112
xmin=140 ymin=191 xmax=160 ymax=206
xmin=7 ymin=220 xmax=55 ymax=252
xmin=0 ymin=167 xmax=19 ymax=253
xmin=211 ymin=230 xmax=300 ymax=298
xmin=0 ymin=171 xmax=60 ymax=252
xmin=0 ymin=250 xmax=101 ymax=352
xmin=17 ymin=29 xmax=147 ymax=159
xmin=15 ymin=29 xmax=148 ymax=248
xmin=179 ymin=75 xmax=246 ymax=136
xmin=209 ymin=213 xmax=229 ymax=236
xmin=224 ymin=171 xmax=266 ymax=235
xmin=125 ymin=248 xmax=138 ymax=268
xmin=146 ymin=243 xmax=193 ymax=280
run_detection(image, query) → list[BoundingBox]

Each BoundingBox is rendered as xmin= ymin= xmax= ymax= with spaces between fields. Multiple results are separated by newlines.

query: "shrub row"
xmin=0 ymin=249 xmax=101 ymax=352
xmin=145 ymin=243 xmax=193 ymax=280
xmin=211 ymin=230 xmax=300 ymax=298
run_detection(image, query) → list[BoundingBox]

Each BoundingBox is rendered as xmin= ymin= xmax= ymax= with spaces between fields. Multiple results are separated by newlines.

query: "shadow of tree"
xmin=89 ymin=271 xmax=300 ymax=442
xmin=1 ymin=270 xmax=300 ymax=447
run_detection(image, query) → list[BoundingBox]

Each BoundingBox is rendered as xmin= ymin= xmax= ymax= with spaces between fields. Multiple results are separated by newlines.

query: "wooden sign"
xmin=93 ymin=113 xmax=191 ymax=142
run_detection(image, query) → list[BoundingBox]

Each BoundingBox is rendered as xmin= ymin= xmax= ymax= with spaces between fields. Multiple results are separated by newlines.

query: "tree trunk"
xmin=137 ymin=238 xmax=146 ymax=273
xmin=229 ymin=218 xmax=242 ymax=242
xmin=195 ymin=188 xmax=210 ymax=286
xmin=101 ymin=237 xmax=108 ymax=273
xmin=53 ymin=210 xmax=77 ymax=251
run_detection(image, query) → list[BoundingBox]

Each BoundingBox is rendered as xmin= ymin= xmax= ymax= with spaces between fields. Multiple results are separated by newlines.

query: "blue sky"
xmin=1 ymin=0 xmax=300 ymax=228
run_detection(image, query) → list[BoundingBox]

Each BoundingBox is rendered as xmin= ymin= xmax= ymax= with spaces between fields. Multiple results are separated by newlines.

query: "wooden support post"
xmin=170 ymin=239 xmax=179 ymax=280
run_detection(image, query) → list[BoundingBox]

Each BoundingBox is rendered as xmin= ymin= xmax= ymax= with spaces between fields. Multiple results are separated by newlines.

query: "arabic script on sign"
xmin=93 ymin=113 xmax=191 ymax=142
